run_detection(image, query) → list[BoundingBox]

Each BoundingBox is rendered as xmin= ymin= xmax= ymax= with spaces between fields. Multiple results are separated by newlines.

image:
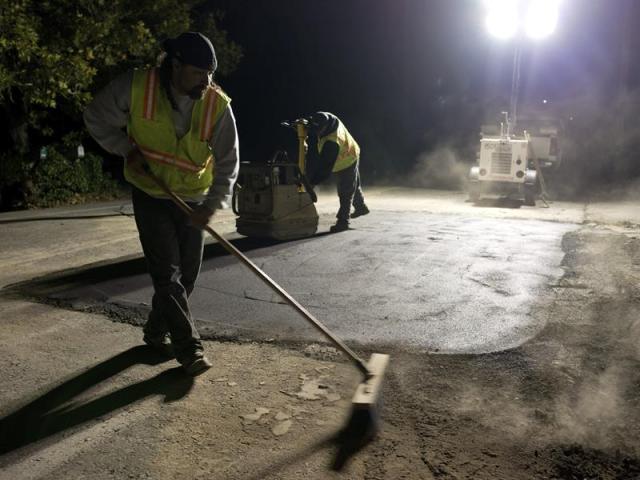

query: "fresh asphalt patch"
xmin=9 ymin=211 xmax=575 ymax=354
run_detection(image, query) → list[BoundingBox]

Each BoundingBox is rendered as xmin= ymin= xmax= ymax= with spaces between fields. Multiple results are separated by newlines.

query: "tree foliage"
xmin=0 ymin=0 xmax=242 ymax=208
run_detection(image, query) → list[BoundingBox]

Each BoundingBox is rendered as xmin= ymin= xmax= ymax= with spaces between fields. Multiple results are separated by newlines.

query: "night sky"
xmin=212 ymin=0 xmax=637 ymax=180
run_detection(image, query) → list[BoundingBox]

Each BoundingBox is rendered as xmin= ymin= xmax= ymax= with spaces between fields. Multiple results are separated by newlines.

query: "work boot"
xmin=329 ymin=221 xmax=350 ymax=233
xmin=351 ymin=205 xmax=370 ymax=219
xmin=182 ymin=352 xmax=213 ymax=376
xmin=143 ymin=333 xmax=174 ymax=358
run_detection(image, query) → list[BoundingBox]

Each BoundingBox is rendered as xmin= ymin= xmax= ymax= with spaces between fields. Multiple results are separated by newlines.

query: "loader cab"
xmin=468 ymin=115 xmax=538 ymax=206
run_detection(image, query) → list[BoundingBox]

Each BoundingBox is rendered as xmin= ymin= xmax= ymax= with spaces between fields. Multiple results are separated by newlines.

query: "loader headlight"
xmin=516 ymin=170 xmax=525 ymax=178
xmin=485 ymin=0 xmax=518 ymax=39
xmin=484 ymin=0 xmax=560 ymax=40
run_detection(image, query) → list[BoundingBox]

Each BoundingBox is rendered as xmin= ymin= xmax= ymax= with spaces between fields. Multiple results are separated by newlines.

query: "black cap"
xmin=306 ymin=111 xmax=337 ymax=135
xmin=162 ymin=32 xmax=217 ymax=71
xmin=307 ymin=112 xmax=330 ymax=131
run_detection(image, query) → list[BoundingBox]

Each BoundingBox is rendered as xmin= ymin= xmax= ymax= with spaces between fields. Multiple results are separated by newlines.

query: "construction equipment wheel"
xmin=523 ymin=185 xmax=536 ymax=206
xmin=468 ymin=182 xmax=480 ymax=203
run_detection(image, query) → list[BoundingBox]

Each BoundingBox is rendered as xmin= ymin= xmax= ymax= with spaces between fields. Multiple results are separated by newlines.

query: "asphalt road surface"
xmin=38 ymin=210 xmax=573 ymax=354
xmin=3 ymin=188 xmax=640 ymax=479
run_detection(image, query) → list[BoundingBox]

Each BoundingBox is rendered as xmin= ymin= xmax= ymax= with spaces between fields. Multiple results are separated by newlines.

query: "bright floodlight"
xmin=525 ymin=0 xmax=559 ymax=39
xmin=485 ymin=0 xmax=519 ymax=39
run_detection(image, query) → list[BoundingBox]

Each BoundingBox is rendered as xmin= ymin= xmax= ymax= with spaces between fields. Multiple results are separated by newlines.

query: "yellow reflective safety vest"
xmin=126 ymin=68 xmax=231 ymax=198
xmin=317 ymin=120 xmax=360 ymax=173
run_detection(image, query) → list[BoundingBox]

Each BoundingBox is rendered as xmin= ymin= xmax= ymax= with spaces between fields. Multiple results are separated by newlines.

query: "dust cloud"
xmin=404 ymin=146 xmax=470 ymax=190
xmin=547 ymin=88 xmax=640 ymax=200
xmin=389 ymin=88 xmax=640 ymax=200
xmin=455 ymin=384 xmax=535 ymax=439
xmin=552 ymin=366 xmax=628 ymax=449
xmin=454 ymin=365 xmax=631 ymax=451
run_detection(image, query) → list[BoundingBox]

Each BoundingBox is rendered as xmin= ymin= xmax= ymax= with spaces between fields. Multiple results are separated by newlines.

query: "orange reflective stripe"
xmin=138 ymin=145 xmax=211 ymax=173
xmin=199 ymin=90 xmax=212 ymax=140
xmin=143 ymin=69 xmax=157 ymax=120
xmin=200 ymin=89 xmax=218 ymax=141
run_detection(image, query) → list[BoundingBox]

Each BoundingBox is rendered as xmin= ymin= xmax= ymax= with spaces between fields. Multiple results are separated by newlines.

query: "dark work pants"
xmin=335 ymin=159 xmax=366 ymax=223
xmin=131 ymin=187 xmax=205 ymax=364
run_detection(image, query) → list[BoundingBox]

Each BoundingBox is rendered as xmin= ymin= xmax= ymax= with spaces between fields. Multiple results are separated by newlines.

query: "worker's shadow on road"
xmin=9 ymin=235 xmax=323 ymax=300
xmin=0 ymin=345 xmax=193 ymax=456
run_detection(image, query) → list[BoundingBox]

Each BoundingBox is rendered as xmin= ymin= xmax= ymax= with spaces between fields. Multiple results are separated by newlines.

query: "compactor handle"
xmin=231 ymin=183 xmax=241 ymax=215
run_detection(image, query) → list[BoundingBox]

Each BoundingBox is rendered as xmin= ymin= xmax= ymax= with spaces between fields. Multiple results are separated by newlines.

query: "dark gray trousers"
xmin=335 ymin=159 xmax=366 ymax=223
xmin=131 ymin=187 xmax=204 ymax=363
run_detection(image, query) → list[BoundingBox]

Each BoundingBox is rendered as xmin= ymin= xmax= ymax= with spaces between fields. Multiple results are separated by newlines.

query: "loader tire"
xmin=523 ymin=185 xmax=536 ymax=206
xmin=468 ymin=182 xmax=480 ymax=203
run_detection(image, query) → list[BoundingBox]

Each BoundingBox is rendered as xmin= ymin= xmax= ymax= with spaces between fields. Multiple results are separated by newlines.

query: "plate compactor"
xmin=233 ymin=119 xmax=320 ymax=241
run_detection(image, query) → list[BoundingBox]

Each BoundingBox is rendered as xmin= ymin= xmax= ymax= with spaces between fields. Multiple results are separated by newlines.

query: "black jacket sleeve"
xmin=306 ymin=136 xmax=339 ymax=185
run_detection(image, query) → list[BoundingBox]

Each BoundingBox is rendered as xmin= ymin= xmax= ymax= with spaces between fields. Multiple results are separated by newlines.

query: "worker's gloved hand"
xmin=189 ymin=204 xmax=216 ymax=229
xmin=126 ymin=147 xmax=148 ymax=176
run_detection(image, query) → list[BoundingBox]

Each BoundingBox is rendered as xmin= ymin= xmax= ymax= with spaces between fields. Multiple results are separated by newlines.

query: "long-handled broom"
xmin=143 ymin=166 xmax=389 ymax=446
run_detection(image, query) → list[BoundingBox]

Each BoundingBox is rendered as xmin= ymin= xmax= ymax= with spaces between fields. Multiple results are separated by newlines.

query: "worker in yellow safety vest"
xmin=84 ymin=32 xmax=239 ymax=376
xmin=305 ymin=112 xmax=369 ymax=232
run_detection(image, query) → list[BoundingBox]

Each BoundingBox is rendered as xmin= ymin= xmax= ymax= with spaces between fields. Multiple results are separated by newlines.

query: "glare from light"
xmin=485 ymin=0 xmax=519 ymax=39
xmin=525 ymin=0 xmax=559 ymax=39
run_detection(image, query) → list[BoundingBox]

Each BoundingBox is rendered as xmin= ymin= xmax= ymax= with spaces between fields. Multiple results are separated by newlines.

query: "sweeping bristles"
xmin=331 ymin=353 xmax=389 ymax=470
xmin=352 ymin=353 xmax=389 ymax=408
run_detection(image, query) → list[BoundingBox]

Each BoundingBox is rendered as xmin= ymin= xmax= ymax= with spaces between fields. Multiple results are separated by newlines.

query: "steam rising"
xmin=455 ymin=367 xmax=629 ymax=450
xmin=553 ymin=88 xmax=640 ymax=200
xmin=406 ymin=146 xmax=470 ymax=190
xmin=392 ymin=88 xmax=640 ymax=200
xmin=553 ymin=367 xmax=626 ymax=448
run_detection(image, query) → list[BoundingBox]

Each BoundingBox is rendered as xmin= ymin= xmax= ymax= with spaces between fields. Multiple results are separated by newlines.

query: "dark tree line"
xmin=0 ymin=0 xmax=242 ymax=208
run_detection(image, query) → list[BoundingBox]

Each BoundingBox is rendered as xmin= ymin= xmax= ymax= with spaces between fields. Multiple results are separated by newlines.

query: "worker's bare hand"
xmin=126 ymin=148 xmax=148 ymax=176
xmin=190 ymin=204 xmax=216 ymax=229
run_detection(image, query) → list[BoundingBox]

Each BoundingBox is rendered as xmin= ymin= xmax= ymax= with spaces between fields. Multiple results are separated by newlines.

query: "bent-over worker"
xmin=304 ymin=111 xmax=369 ymax=232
